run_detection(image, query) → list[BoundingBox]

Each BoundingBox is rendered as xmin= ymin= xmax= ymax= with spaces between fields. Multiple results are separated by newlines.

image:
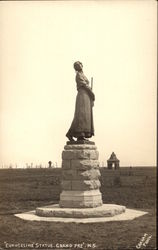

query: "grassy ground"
xmin=0 ymin=167 xmax=156 ymax=250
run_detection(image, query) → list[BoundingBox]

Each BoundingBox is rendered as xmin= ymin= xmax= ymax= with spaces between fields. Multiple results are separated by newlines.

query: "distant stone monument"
xmin=107 ymin=152 xmax=120 ymax=169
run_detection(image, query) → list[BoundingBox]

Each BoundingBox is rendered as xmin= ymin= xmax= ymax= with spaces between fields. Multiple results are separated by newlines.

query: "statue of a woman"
xmin=66 ymin=61 xmax=95 ymax=141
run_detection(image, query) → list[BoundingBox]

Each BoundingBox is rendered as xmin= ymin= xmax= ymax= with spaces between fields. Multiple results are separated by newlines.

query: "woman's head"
xmin=73 ymin=61 xmax=83 ymax=72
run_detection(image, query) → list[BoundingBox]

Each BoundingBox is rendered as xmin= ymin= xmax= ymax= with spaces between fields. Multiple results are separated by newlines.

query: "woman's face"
xmin=74 ymin=61 xmax=83 ymax=71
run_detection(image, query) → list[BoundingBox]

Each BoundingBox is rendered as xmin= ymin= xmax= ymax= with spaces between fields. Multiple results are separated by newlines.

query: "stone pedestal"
xmin=35 ymin=141 xmax=126 ymax=218
xmin=59 ymin=142 xmax=103 ymax=208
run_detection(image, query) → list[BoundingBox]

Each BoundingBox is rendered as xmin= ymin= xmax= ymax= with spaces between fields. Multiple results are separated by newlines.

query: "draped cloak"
xmin=66 ymin=71 xmax=95 ymax=139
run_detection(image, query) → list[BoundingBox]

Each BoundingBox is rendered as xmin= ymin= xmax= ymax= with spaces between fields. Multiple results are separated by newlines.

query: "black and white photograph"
xmin=0 ymin=1 xmax=157 ymax=249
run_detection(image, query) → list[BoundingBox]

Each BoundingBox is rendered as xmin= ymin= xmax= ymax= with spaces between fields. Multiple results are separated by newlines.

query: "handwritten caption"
xmin=136 ymin=233 xmax=152 ymax=249
xmin=3 ymin=242 xmax=97 ymax=249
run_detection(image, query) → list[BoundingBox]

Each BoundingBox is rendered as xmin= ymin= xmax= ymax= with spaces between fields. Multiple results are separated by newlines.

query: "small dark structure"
xmin=48 ymin=161 xmax=53 ymax=168
xmin=107 ymin=152 xmax=120 ymax=169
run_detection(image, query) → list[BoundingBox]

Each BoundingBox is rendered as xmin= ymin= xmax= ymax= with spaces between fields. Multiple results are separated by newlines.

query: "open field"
xmin=0 ymin=167 xmax=156 ymax=250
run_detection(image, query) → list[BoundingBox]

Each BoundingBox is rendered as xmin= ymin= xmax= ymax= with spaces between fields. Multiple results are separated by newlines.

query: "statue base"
xmin=34 ymin=142 xmax=126 ymax=220
xmin=59 ymin=190 xmax=102 ymax=208
xmin=60 ymin=142 xmax=103 ymax=208
xmin=66 ymin=140 xmax=95 ymax=145
xmin=36 ymin=204 xmax=126 ymax=218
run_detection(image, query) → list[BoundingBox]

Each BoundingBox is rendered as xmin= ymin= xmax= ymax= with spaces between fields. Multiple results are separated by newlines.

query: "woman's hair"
xmin=73 ymin=61 xmax=83 ymax=71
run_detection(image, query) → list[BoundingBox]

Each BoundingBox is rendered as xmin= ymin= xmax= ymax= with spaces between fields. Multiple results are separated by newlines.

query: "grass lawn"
xmin=0 ymin=168 xmax=156 ymax=250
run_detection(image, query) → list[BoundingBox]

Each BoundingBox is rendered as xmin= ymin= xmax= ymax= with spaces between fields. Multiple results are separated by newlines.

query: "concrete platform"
xmin=15 ymin=205 xmax=148 ymax=223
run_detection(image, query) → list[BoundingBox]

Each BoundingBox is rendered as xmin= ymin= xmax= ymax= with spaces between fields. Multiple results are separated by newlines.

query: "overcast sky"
xmin=0 ymin=1 xmax=157 ymax=167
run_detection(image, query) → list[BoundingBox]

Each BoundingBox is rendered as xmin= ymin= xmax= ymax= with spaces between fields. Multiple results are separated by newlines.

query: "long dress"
xmin=66 ymin=71 xmax=95 ymax=139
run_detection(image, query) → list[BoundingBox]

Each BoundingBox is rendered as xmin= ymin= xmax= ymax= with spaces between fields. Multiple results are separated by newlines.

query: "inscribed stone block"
xmin=76 ymin=169 xmax=101 ymax=180
xmin=61 ymin=180 xmax=71 ymax=190
xmin=71 ymin=180 xmax=101 ymax=191
xmin=71 ymin=159 xmax=99 ymax=170
xmin=62 ymin=170 xmax=77 ymax=180
xmin=62 ymin=160 xmax=71 ymax=169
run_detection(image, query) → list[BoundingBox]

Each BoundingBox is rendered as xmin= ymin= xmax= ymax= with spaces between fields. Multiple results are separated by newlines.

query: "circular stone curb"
xmin=36 ymin=204 xmax=126 ymax=218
